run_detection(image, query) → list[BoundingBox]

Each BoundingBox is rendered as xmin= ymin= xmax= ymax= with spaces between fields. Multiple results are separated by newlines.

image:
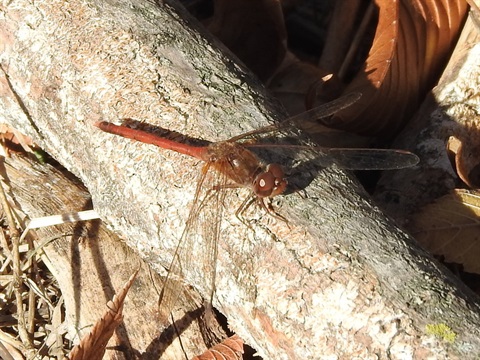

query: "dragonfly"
xmin=95 ymin=92 xmax=419 ymax=321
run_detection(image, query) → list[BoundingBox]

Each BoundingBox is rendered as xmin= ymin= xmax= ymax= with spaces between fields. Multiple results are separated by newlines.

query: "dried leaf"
xmin=208 ymin=0 xmax=287 ymax=81
xmin=268 ymin=56 xmax=331 ymax=115
xmin=204 ymin=0 xmax=468 ymax=138
xmin=67 ymin=270 xmax=139 ymax=360
xmin=319 ymin=0 xmax=364 ymax=76
xmin=331 ymin=0 xmax=469 ymax=137
xmin=208 ymin=0 xmax=334 ymax=115
xmin=447 ymin=130 xmax=480 ymax=188
xmin=411 ymin=189 xmax=480 ymax=274
xmin=191 ymin=334 xmax=244 ymax=360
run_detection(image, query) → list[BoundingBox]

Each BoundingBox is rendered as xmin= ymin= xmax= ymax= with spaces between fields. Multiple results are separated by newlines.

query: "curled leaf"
xmin=191 ymin=334 xmax=244 ymax=360
xmin=447 ymin=132 xmax=480 ymax=188
xmin=331 ymin=0 xmax=469 ymax=137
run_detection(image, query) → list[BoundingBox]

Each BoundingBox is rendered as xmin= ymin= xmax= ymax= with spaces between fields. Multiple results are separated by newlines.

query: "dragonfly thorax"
xmin=206 ymin=141 xmax=286 ymax=197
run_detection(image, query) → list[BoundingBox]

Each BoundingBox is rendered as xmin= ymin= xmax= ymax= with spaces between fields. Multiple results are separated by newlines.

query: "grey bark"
xmin=1 ymin=0 xmax=480 ymax=358
xmin=375 ymin=15 xmax=480 ymax=221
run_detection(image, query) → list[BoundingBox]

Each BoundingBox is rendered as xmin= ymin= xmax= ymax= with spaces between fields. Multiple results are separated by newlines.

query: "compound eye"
xmin=266 ymin=164 xmax=287 ymax=196
xmin=253 ymin=171 xmax=275 ymax=197
xmin=267 ymin=163 xmax=284 ymax=179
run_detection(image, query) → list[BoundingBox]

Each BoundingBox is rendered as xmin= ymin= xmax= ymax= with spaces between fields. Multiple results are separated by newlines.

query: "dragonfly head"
xmin=253 ymin=163 xmax=287 ymax=198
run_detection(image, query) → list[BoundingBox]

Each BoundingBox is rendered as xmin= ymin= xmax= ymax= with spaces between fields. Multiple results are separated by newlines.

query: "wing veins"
xmin=158 ymin=161 xmax=228 ymax=321
xmin=228 ymin=92 xmax=361 ymax=143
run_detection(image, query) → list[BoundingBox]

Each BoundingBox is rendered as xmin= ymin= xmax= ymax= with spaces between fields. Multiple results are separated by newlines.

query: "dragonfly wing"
xmin=243 ymin=143 xmax=419 ymax=170
xmin=159 ymin=161 xmax=227 ymax=322
xmin=321 ymin=148 xmax=420 ymax=170
xmin=228 ymin=92 xmax=362 ymax=143
xmin=286 ymin=91 xmax=362 ymax=128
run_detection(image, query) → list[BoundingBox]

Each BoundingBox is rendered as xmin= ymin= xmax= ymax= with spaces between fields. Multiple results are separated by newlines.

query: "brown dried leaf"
xmin=319 ymin=0 xmax=364 ymax=76
xmin=332 ymin=0 xmax=469 ymax=137
xmin=411 ymin=189 xmax=480 ymax=274
xmin=447 ymin=129 xmax=480 ymax=188
xmin=205 ymin=0 xmax=468 ymax=139
xmin=268 ymin=57 xmax=332 ymax=115
xmin=208 ymin=0 xmax=287 ymax=82
xmin=191 ymin=334 xmax=244 ymax=360
xmin=67 ymin=270 xmax=139 ymax=360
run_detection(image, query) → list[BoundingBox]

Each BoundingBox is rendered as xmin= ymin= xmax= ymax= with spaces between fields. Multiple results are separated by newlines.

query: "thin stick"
xmin=26 ymin=234 xmax=37 ymax=335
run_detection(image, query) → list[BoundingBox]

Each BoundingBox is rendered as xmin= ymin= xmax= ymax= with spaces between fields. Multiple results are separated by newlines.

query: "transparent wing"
xmin=228 ymin=92 xmax=362 ymax=142
xmin=229 ymin=91 xmax=419 ymax=171
xmin=158 ymin=161 xmax=227 ymax=322
xmin=244 ymin=144 xmax=420 ymax=170
xmin=319 ymin=148 xmax=419 ymax=170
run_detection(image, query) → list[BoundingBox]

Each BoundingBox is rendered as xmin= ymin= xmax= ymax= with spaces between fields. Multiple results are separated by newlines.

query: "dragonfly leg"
xmin=235 ymin=195 xmax=257 ymax=230
xmin=209 ymin=184 xmax=289 ymax=226
xmin=259 ymin=197 xmax=289 ymax=226
xmin=235 ymin=194 xmax=289 ymax=228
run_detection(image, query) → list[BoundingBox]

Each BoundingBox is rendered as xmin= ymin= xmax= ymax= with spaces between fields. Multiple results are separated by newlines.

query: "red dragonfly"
xmin=95 ymin=92 xmax=419 ymax=320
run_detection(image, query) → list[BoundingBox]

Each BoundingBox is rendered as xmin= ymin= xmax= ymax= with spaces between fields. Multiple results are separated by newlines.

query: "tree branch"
xmin=1 ymin=0 xmax=479 ymax=358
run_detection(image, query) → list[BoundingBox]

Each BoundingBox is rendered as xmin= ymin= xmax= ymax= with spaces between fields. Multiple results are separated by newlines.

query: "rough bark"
xmin=1 ymin=0 xmax=480 ymax=359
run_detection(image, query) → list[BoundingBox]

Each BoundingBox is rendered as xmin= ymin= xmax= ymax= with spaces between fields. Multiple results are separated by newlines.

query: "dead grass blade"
xmin=0 ymin=159 xmax=35 ymax=353
xmin=0 ymin=329 xmax=25 ymax=360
